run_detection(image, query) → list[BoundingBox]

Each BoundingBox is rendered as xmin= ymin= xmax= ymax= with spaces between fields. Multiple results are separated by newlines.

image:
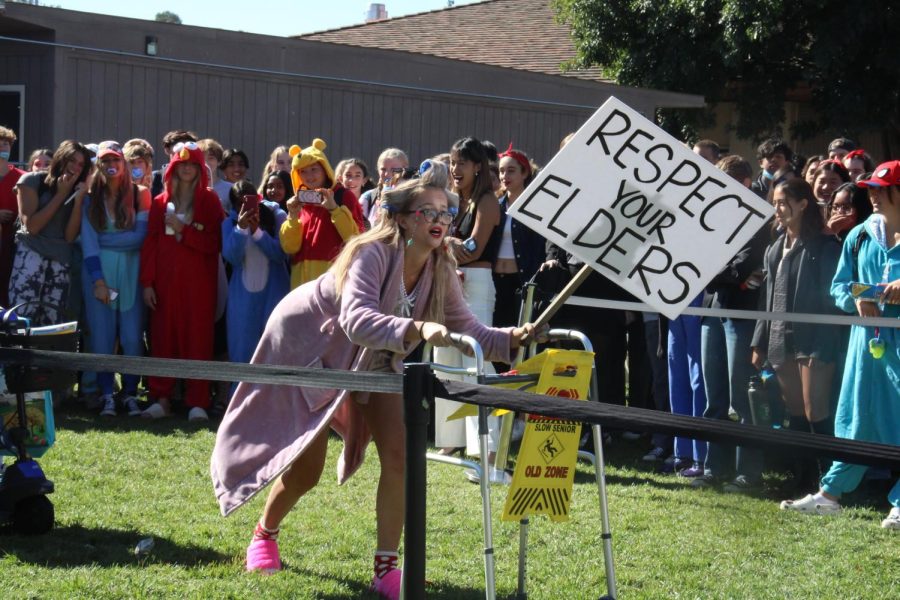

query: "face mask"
xmin=0 ymin=151 xmax=10 ymax=161
xmin=762 ymin=169 xmax=775 ymax=181
xmin=131 ymin=167 xmax=144 ymax=179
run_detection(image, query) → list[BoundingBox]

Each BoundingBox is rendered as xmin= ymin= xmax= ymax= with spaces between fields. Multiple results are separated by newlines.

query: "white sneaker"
xmin=642 ymin=446 xmax=668 ymax=462
xmin=464 ymin=467 xmax=512 ymax=485
xmin=780 ymin=493 xmax=842 ymax=515
xmin=881 ymin=506 xmax=900 ymax=530
xmin=188 ymin=406 xmax=209 ymax=422
xmin=99 ymin=394 xmax=116 ymax=417
xmin=123 ymin=396 xmax=142 ymax=417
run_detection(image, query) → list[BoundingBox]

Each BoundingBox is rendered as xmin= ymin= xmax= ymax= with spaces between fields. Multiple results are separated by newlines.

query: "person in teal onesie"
xmin=780 ymin=160 xmax=900 ymax=530
xmin=81 ymin=141 xmax=151 ymax=417
xmin=222 ymin=181 xmax=289 ymax=367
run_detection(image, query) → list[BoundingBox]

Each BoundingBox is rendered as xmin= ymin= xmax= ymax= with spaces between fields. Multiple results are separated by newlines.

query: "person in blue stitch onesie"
xmin=781 ymin=160 xmax=900 ymax=530
xmin=80 ymin=141 xmax=151 ymax=417
xmin=221 ymin=180 xmax=289 ymax=367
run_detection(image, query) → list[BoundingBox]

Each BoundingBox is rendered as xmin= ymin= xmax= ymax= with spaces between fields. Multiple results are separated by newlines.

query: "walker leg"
xmin=516 ymin=517 xmax=529 ymax=599
xmin=478 ymin=405 xmax=497 ymax=600
xmin=590 ymin=364 xmax=617 ymax=599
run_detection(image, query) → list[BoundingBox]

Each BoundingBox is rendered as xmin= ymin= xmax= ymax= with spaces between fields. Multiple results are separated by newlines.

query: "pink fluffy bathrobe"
xmin=211 ymin=240 xmax=513 ymax=516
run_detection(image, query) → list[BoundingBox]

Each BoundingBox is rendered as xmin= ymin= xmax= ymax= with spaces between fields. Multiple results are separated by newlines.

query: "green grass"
xmin=2 ymin=406 xmax=898 ymax=599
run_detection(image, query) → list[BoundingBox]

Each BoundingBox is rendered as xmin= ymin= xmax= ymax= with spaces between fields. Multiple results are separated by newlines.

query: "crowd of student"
xmin=0 ymin=124 xmax=896 ymax=544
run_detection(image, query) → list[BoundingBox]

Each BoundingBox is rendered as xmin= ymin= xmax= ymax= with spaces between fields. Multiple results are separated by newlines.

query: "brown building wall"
xmin=0 ymin=4 xmax=702 ymax=176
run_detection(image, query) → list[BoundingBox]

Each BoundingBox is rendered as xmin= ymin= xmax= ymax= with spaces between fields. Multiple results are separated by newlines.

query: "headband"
xmin=498 ymin=142 xmax=531 ymax=177
xmin=843 ymin=149 xmax=866 ymax=162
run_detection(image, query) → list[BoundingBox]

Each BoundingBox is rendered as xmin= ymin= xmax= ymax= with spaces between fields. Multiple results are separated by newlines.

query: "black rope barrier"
xmin=0 ymin=348 xmax=402 ymax=394
xmin=439 ymin=379 xmax=900 ymax=469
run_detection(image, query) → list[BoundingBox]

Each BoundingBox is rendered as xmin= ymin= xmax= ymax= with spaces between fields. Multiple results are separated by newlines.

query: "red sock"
xmin=253 ymin=521 xmax=279 ymax=541
xmin=374 ymin=550 xmax=399 ymax=579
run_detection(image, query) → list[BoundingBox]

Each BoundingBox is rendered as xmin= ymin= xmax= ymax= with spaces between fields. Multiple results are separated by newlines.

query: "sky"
xmin=54 ymin=1 xmax=483 ymax=36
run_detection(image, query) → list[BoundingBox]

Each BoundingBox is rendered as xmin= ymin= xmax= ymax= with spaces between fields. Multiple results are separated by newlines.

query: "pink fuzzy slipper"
xmin=370 ymin=568 xmax=402 ymax=599
xmin=246 ymin=538 xmax=281 ymax=574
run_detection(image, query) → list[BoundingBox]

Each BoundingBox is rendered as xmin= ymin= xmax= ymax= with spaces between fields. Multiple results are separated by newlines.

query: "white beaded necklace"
xmin=398 ymin=271 xmax=420 ymax=317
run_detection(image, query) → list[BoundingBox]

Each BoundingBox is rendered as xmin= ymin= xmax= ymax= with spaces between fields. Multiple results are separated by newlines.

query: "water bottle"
xmin=759 ymin=365 xmax=783 ymax=428
xmin=747 ymin=375 xmax=771 ymax=427
xmin=165 ymin=202 xmax=175 ymax=235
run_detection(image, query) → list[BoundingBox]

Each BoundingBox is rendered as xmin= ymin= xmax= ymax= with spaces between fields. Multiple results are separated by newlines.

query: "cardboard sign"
xmin=507 ymin=96 xmax=774 ymax=319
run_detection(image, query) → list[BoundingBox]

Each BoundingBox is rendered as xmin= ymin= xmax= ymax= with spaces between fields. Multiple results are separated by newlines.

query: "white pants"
xmin=433 ymin=267 xmax=499 ymax=455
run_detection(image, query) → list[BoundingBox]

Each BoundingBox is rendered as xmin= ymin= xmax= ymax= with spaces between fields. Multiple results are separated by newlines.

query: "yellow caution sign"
xmin=502 ymin=349 xmax=594 ymax=522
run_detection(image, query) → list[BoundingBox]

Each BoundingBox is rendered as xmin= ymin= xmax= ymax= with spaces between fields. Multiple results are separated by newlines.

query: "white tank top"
xmin=496 ymin=216 xmax=514 ymax=260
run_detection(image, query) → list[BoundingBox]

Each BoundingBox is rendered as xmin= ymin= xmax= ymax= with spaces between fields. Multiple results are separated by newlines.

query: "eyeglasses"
xmin=408 ymin=208 xmax=454 ymax=225
xmin=831 ymin=203 xmax=855 ymax=214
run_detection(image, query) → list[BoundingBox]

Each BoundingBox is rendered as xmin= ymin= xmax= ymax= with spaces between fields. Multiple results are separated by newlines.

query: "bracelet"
xmin=415 ymin=321 xmax=426 ymax=340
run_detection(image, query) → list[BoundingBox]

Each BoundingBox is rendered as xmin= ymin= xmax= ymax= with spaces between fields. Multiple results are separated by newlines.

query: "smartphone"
xmin=109 ymin=288 xmax=119 ymax=302
xmin=298 ymin=190 xmax=323 ymax=204
xmin=242 ymin=194 xmax=260 ymax=212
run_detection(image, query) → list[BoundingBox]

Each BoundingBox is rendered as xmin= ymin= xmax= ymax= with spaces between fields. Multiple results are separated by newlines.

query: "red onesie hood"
xmin=163 ymin=142 xmax=210 ymax=199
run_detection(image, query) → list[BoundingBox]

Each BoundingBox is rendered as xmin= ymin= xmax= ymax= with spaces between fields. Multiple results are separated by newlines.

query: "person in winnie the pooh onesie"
xmin=279 ymin=138 xmax=366 ymax=289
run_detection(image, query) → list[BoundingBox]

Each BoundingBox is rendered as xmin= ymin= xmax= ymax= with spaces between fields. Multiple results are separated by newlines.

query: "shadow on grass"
xmin=286 ymin=567 xmax=487 ymax=600
xmin=0 ymin=524 xmax=230 ymax=568
xmin=53 ymin=404 xmax=217 ymax=436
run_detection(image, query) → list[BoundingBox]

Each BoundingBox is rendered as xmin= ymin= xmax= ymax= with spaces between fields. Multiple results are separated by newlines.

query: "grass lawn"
xmin=1 ymin=405 xmax=898 ymax=599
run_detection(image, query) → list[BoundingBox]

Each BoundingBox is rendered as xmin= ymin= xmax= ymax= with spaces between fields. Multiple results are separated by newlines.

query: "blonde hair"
xmin=257 ymin=145 xmax=289 ymax=194
xmin=331 ymin=168 xmax=457 ymax=323
xmin=377 ymin=147 xmax=409 ymax=170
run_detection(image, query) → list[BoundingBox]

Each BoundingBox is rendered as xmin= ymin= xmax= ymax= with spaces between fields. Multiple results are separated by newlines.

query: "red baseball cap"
xmin=857 ymin=160 xmax=900 ymax=188
xmin=97 ymin=140 xmax=124 ymax=160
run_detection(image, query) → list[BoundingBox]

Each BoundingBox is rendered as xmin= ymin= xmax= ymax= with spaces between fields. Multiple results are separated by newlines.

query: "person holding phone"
xmin=358 ymin=147 xmax=409 ymax=224
xmin=212 ymin=165 xmax=545 ymax=598
xmin=222 ymin=180 xmax=289 ymax=367
xmin=139 ymin=142 xmax=224 ymax=421
xmin=10 ymin=140 xmax=93 ymax=326
xmin=279 ymin=138 xmax=366 ymax=289
xmin=80 ymin=141 xmax=151 ymax=417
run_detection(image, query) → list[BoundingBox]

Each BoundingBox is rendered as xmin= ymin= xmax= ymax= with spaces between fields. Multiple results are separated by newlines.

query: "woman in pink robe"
xmin=211 ymin=163 xmax=540 ymax=598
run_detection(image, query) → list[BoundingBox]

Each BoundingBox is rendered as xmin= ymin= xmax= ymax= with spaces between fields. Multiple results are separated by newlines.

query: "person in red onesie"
xmin=140 ymin=142 xmax=224 ymax=421
xmin=0 ymin=126 xmax=25 ymax=307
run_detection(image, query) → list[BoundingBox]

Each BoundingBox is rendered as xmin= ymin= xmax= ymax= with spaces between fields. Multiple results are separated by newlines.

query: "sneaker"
xmin=99 ymin=394 xmax=117 ymax=417
xmin=658 ymin=457 xmax=690 ymax=474
xmin=641 ymin=446 xmax=667 ymax=462
xmin=881 ymin=506 xmax=900 ymax=530
xmin=677 ymin=464 xmax=705 ymax=478
xmin=780 ymin=493 xmax=842 ymax=515
xmin=123 ymin=396 xmax=142 ymax=417
xmin=464 ymin=467 xmax=512 ymax=485
xmin=691 ymin=473 xmax=720 ymax=489
xmin=188 ymin=407 xmax=209 ymax=422
xmin=723 ymin=475 xmax=760 ymax=494
xmin=370 ymin=568 xmax=402 ymax=600
xmin=246 ymin=538 xmax=281 ymax=573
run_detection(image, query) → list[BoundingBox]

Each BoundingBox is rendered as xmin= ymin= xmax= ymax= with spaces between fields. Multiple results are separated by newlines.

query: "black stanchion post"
xmin=403 ymin=362 xmax=432 ymax=600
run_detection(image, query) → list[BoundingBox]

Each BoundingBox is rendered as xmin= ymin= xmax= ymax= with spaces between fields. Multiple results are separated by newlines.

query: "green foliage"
xmin=555 ymin=0 xmax=900 ymax=150
xmin=154 ymin=11 xmax=182 ymax=25
xmin=1 ymin=407 xmax=898 ymax=598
